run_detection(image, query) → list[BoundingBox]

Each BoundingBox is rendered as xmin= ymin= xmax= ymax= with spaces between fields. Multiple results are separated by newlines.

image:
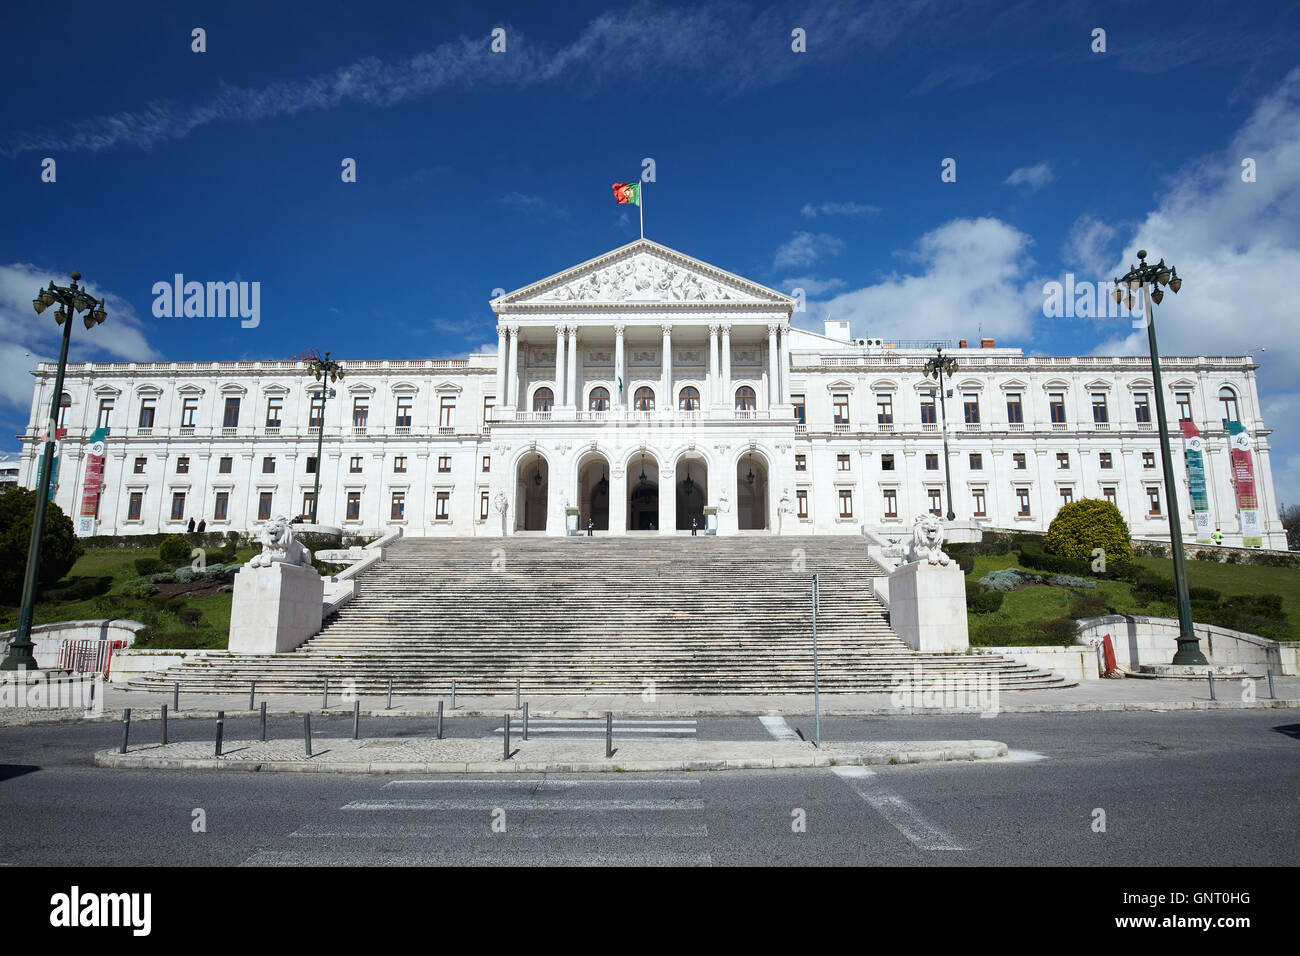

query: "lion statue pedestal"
xmin=887 ymin=514 xmax=969 ymax=653
xmin=229 ymin=516 xmax=323 ymax=654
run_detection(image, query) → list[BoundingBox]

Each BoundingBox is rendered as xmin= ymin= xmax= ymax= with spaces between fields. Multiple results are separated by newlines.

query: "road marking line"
xmin=243 ymin=849 xmax=713 ymax=867
xmin=1000 ymin=749 xmax=1048 ymax=762
xmin=491 ymin=727 xmax=695 ymax=735
xmin=290 ymin=823 xmax=709 ymax=839
xmin=343 ymin=798 xmax=706 ymax=811
xmin=759 ymin=715 xmax=800 ymax=741
xmin=832 ymin=767 xmax=965 ymax=851
xmin=383 ymin=778 xmax=700 ymax=788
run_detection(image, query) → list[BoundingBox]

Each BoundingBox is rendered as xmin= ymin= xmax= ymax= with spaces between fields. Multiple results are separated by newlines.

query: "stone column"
xmin=495 ymin=325 xmax=507 ymax=411
xmin=554 ymin=325 xmax=567 ymax=408
xmin=506 ymin=325 xmax=519 ymax=408
xmin=767 ymin=323 xmax=780 ymax=408
xmin=721 ymin=324 xmax=732 ymax=410
xmin=708 ymin=324 xmax=720 ymax=406
xmin=658 ymin=461 xmax=675 ymax=534
xmin=566 ymin=325 xmax=578 ymax=407
xmin=661 ymin=324 xmax=672 ymax=410
xmin=614 ymin=325 xmax=625 ymax=411
xmin=609 ymin=466 xmax=627 ymax=534
xmin=779 ymin=324 xmax=792 ymax=405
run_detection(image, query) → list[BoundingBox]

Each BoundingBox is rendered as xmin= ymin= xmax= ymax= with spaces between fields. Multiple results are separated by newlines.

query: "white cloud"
xmin=780 ymin=276 xmax=846 ymax=296
xmin=774 ymin=232 xmax=844 ymax=269
xmin=800 ymin=201 xmax=881 ymax=219
xmin=1063 ymin=214 xmax=1119 ymax=277
xmin=1004 ymin=162 xmax=1054 ymax=191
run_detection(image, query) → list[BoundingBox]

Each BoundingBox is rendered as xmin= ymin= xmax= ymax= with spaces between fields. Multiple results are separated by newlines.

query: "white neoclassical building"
xmin=15 ymin=239 xmax=1288 ymax=547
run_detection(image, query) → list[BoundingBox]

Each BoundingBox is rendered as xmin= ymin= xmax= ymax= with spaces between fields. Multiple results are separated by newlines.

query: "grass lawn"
xmin=964 ymin=551 xmax=1299 ymax=645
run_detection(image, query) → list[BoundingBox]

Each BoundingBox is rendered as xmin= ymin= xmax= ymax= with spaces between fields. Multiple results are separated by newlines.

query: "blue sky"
xmin=2 ymin=0 xmax=1299 ymax=500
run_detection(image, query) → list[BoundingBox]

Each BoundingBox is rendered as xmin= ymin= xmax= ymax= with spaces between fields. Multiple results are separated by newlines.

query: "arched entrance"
xmin=675 ymin=452 xmax=708 ymax=531
xmin=626 ymin=451 xmax=660 ymax=531
xmin=516 ymin=452 xmax=549 ymax=531
xmin=577 ymin=452 xmax=611 ymax=532
xmin=736 ymin=452 xmax=769 ymax=531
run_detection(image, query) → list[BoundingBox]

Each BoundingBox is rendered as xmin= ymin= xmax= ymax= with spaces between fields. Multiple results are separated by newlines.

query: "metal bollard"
xmin=451 ymin=680 xmax=456 ymax=710
xmin=606 ymin=711 xmax=613 ymax=759
xmin=304 ymin=714 xmax=313 ymax=758
xmin=523 ymin=702 xmax=529 ymax=741
xmin=1208 ymin=671 xmax=1216 ymax=701
xmin=503 ymin=713 xmax=511 ymax=760
xmin=249 ymin=681 xmax=256 ymax=710
xmin=1268 ymin=668 xmax=1276 ymax=699
xmin=322 ymin=678 xmax=329 ymax=710
xmin=173 ymin=682 xmax=179 ymax=712
xmin=216 ymin=710 xmax=225 ymax=757
xmin=516 ymin=678 xmax=521 ymax=710
xmin=161 ymin=704 xmax=168 ymax=746
xmin=120 ymin=708 xmax=131 ymax=754
xmin=386 ymin=678 xmax=392 ymax=710
xmin=437 ymin=700 xmax=444 ymax=740
xmin=353 ymin=700 xmax=360 ymax=740
xmin=260 ymin=701 xmax=267 ymax=741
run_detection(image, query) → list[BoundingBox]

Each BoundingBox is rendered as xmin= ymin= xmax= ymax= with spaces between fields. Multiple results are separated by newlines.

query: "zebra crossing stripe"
xmin=832 ymin=767 xmax=965 ymax=851
xmin=759 ymin=715 xmax=800 ymax=741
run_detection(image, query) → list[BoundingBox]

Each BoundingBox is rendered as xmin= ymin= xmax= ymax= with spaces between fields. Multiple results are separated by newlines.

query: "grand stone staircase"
xmin=132 ymin=535 xmax=1070 ymax=694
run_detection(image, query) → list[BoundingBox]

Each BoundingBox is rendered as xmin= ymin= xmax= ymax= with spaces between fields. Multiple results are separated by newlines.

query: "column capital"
xmin=767 ymin=322 xmax=781 ymax=335
xmin=506 ymin=323 xmax=520 ymax=334
xmin=721 ymin=323 xmax=732 ymax=335
xmin=496 ymin=324 xmax=507 ymax=337
xmin=661 ymin=323 xmax=673 ymax=336
xmin=613 ymin=324 xmax=625 ymax=336
xmin=780 ymin=323 xmax=792 ymax=335
xmin=555 ymin=324 xmax=567 ymax=336
xmin=708 ymin=324 xmax=721 ymax=335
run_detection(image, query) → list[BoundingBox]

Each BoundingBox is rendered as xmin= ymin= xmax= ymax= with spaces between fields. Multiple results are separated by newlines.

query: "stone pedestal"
xmin=703 ymin=506 xmax=718 ymax=536
xmin=565 ymin=506 xmax=580 ymax=536
xmin=229 ymin=563 xmax=324 ymax=655
xmin=887 ymin=560 xmax=969 ymax=652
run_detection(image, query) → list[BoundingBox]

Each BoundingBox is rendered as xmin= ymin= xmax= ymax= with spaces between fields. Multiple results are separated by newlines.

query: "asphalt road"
xmin=1 ymin=710 xmax=1296 ymax=866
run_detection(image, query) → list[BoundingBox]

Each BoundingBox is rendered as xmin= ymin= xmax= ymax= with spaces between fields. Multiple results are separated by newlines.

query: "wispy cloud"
xmin=800 ymin=201 xmax=881 ymax=219
xmin=780 ymin=275 xmax=846 ymax=296
xmin=494 ymin=191 xmax=568 ymax=218
xmin=1004 ymin=161 xmax=1053 ymax=191
xmin=774 ymin=231 xmax=844 ymax=269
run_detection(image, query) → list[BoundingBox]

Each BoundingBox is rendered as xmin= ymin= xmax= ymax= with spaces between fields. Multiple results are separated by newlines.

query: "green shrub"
xmin=158 ymin=535 xmax=191 ymax=565
xmin=134 ymin=557 xmax=168 ymax=576
xmin=1188 ymin=586 xmax=1221 ymax=603
xmin=979 ymin=567 xmax=1041 ymax=591
xmin=1049 ymin=574 xmax=1097 ymax=589
xmin=178 ymin=608 xmax=202 ymax=626
xmin=953 ymin=552 xmax=975 ymax=575
xmin=1037 ymin=616 xmax=1080 ymax=644
xmin=1068 ymin=593 xmax=1110 ymax=619
xmin=149 ymin=572 xmax=177 ymax=585
xmin=0 ymin=488 xmax=83 ymax=604
xmin=175 ymin=567 xmax=197 ymax=584
xmin=967 ymin=588 xmax=1005 ymax=614
xmin=1044 ymin=498 xmax=1133 ymax=566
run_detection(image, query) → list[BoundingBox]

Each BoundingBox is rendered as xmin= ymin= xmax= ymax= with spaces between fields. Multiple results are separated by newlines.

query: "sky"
xmin=2 ymin=0 xmax=1299 ymax=505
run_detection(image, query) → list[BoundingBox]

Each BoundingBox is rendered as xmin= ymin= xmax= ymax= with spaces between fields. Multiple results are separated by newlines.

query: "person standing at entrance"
xmin=691 ymin=516 xmax=698 ymax=536
xmin=587 ymin=519 xmax=594 ymax=536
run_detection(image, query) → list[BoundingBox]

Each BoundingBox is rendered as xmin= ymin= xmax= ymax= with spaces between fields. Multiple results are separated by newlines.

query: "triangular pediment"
xmin=492 ymin=239 xmax=792 ymax=309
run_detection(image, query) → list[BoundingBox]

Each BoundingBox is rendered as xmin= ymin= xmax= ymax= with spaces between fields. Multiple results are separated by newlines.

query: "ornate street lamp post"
xmin=1 ymin=273 xmax=107 ymax=671
xmin=923 ymin=346 xmax=958 ymax=522
xmin=306 ymin=351 xmax=345 ymax=524
xmin=1113 ymin=251 xmax=1205 ymax=665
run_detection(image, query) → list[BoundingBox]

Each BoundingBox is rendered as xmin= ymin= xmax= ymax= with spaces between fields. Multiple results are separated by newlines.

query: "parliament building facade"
xmin=16 ymin=239 xmax=1288 ymax=548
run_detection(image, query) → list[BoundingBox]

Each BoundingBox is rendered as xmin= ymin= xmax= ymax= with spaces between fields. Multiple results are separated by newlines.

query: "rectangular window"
xmin=1057 ymin=452 xmax=1070 ymax=470
xmin=1049 ymin=394 xmax=1066 ymax=424
xmin=391 ymin=491 xmax=405 ymax=520
xmin=222 ymin=396 xmax=240 ymax=428
xmin=395 ymin=396 xmax=413 ymax=427
xmin=838 ymin=489 xmax=853 ymax=518
xmin=480 ymin=491 xmax=490 ymax=520
xmin=300 ymin=492 xmax=314 ymax=522
xmin=928 ymin=488 xmax=943 ymax=515
xmin=176 ymin=457 xmax=190 ymax=474
xmin=881 ymin=454 xmax=895 ymax=471
xmin=214 ymin=491 xmax=229 ymax=521
xmin=795 ymin=454 xmax=806 ymax=472
xmin=266 ymin=397 xmax=283 ymax=427
xmin=170 ymin=492 xmax=186 ymax=521
xmin=97 ymin=398 xmax=114 ymax=429
xmin=1134 ymin=393 xmax=1151 ymax=423
xmin=1013 ymin=452 xmax=1027 ymax=470
xmin=876 ymin=394 xmax=893 ymax=424
xmin=436 ymin=491 xmax=450 ymax=520
xmin=969 ymin=453 xmax=983 ymax=470
xmin=1100 ymin=452 xmax=1113 ymax=469
xmin=920 ymin=395 xmax=936 ymax=424
xmin=482 ymin=456 xmax=491 ymax=473
xmin=1176 ymin=393 xmax=1192 ymax=422
xmin=181 ymin=397 xmax=198 ymax=428
xmin=972 ymin=488 xmax=987 ymax=517
xmin=796 ymin=489 xmax=808 ymax=518
xmin=128 ymin=492 xmax=143 ymax=521
xmin=1103 ymin=487 xmax=1118 ymax=506
xmin=833 ymin=394 xmax=849 ymax=425
xmin=440 ymin=397 xmax=456 ymax=428
xmin=883 ymin=488 xmax=898 ymax=518
xmin=1143 ymin=452 xmax=1155 ymax=469
xmin=137 ymin=399 xmax=155 ymax=428
xmin=483 ymin=396 xmax=495 ymax=424
xmin=262 ymin=456 xmax=275 ymax=474
xmin=219 ymin=456 xmax=232 ymax=474
xmin=792 ymin=395 xmax=805 ymax=425
xmin=925 ymin=453 xmax=938 ymax=471
xmin=257 ymin=492 xmax=272 ymax=521
xmin=1006 ymin=394 xmax=1023 ymax=424
xmin=1060 ymin=487 xmax=1074 ymax=506
xmin=350 ymin=456 xmax=363 ymax=474
xmin=438 ymin=456 xmax=451 ymax=473
xmin=306 ymin=456 xmax=317 ymax=475
xmin=352 ymin=398 xmax=369 ymax=428
xmin=393 ymin=456 xmax=407 ymax=474
xmin=1147 ymin=486 xmax=1161 ymax=515
xmin=1016 ymin=487 xmax=1031 ymax=516
xmin=309 ymin=396 xmax=325 ymax=428
xmin=963 ymin=395 xmax=980 ymax=424
xmin=837 ymin=454 xmax=850 ymax=471
xmin=133 ymin=457 xmax=146 ymax=474
xmin=346 ymin=492 xmax=361 ymax=521
xmin=1092 ymin=394 xmax=1108 ymax=423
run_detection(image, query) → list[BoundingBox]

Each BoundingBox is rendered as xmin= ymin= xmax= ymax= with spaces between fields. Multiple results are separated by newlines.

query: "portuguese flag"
xmin=612 ymin=182 xmax=641 ymax=206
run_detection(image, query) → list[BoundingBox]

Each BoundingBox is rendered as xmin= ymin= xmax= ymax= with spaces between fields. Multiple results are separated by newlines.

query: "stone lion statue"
xmin=910 ymin=513 xmax=951 ymax=566
xmin=249 ymin=515 xmax=313 ymax=568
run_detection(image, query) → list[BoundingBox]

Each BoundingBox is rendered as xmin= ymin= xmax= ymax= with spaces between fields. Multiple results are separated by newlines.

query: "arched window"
xmin=634 ymin=387 xmax=655 ymax=411
xmin=533 ymin=387 xmax=554 ymax=412
xmin=678 ymin=386 xmax=700 ymax=410
xmin=1218 ymin=386 xmax=1240 ymax=423
xmin=588 ymin=387 xmax=610 ymax=411
xmin=57 ymin=392 xmax=72 ymax=428
xmin=735 ymin=386 xmax=756 ymax=411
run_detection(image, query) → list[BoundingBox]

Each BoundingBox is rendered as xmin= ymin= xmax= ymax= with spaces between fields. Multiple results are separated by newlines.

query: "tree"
xmin=0 ymin=488 xmax=83 ymax=605
xmin=1044 ymin=498 xmax=1133 ymax=566
xmin=1279 ymin=502 xmax=1300 ymax=551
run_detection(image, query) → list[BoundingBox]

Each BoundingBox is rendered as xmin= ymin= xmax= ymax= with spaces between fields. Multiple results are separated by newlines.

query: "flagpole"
xmin=639 ymin=182 xmax=644 ymax=239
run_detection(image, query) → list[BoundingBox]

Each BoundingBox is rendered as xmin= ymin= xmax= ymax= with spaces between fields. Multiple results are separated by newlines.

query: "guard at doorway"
xmin=691 ymin=516 xmax=698 ymax=536
xmin=587 ymin=518 xmax=594 ymax=536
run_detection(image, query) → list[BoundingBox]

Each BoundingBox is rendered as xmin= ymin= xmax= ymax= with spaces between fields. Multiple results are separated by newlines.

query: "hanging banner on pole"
xmin=1179 ymin=421 xmax=1213 ymax=543
xmin=77 ymin=426 xmax=110 ymax=537
xmin=35 ymin=427 xmax=68 ymax=502
xmin=1225 ymin=421 xmax=1262 ymax=547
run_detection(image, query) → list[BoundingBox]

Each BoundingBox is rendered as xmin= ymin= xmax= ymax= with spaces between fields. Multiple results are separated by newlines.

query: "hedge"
xmin=1045 ymin=499 xmax=1134 ymax=565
